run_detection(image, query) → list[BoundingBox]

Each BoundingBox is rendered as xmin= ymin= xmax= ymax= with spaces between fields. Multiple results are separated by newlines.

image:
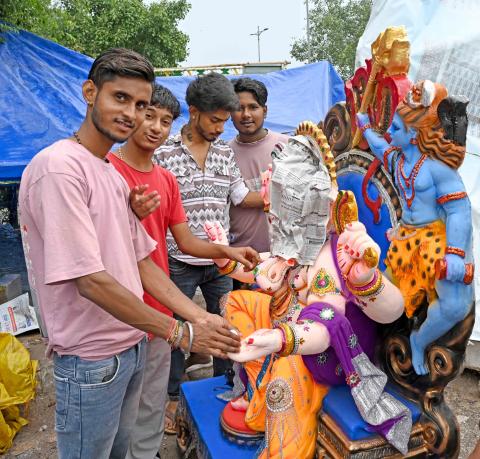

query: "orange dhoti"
xmin=385 ymin=220 xmax=446 ymax=317
xmin=223 ymin=289 xmax=328 ymax=459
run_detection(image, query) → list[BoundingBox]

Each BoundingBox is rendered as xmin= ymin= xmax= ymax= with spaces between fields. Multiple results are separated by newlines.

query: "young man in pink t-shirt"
xmin=108 ymin=85 xmax=255 ymax=459
xmin=19 ymin=49 xmax=255 ymax=459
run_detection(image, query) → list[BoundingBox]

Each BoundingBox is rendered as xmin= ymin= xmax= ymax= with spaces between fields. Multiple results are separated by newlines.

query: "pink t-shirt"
xmin=18 ymin=139 xmax=157 ymax=360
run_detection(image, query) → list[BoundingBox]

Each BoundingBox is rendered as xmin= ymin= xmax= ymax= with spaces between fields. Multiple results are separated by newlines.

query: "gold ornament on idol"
xmin=218 ymin=260 xmax=238 ymax=275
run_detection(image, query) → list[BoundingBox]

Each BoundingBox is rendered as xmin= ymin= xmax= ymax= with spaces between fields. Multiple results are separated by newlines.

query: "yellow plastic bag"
xmin=0 ymin=332 xmax=38 ymax=454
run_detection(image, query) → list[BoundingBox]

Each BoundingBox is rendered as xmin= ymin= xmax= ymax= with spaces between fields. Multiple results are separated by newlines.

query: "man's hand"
xmin=445 ymin=253 xmax=466 ymax=282
xmin=130 ymin=184 xmax=161 ymax=220
xmin=186 ymin=315 xmax=241 ymax=358
xmin=224 ymin=246 xmax=260 ymax=271
xmin=204 ymin=221 xmax=260 ymax=270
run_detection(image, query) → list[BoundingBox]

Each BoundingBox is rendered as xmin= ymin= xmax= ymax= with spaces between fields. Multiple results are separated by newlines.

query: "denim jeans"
xmin=53 ymin=338 xmax=146 ymax=459
xmin=126 ymin=338 xmax=170 ymax=459
xmin=167 ymin=256 xmax=233 ymax=399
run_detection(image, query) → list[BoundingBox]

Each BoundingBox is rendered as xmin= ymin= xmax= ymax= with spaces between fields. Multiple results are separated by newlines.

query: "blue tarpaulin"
xmin=0 ymin=28 xmax=345 ymax=181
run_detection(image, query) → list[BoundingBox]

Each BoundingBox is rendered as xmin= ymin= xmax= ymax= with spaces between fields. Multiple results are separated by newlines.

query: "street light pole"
xmin=250 ymin=26 xmax=269 ymax=62
xmin=306 ymin=0 xmax=311 ymax=63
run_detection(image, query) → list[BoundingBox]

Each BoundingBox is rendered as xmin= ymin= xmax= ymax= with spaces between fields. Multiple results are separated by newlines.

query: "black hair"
xmin=151 ymin=85 xmax=181 ymax=120
xmin=88 ymin=48 xmax=155 ymax=89
xmin=232 ymin=77 xmax=268 ymax=107
xmin=185 ymin=72 xmax=239 ymax=112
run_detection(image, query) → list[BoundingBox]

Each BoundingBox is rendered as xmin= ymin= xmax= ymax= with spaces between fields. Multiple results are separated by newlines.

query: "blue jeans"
xmin=53 ymin=338 xmax=146 ymax=459
xmin=167 ymin=256 xmax=233 ymax=399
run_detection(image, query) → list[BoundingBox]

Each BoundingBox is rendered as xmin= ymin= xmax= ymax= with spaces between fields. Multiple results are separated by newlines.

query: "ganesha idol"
xmin=203 ymin=122 xmax=412 ymax=459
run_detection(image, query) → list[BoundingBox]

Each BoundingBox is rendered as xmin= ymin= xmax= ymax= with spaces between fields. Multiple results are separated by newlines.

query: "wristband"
xmin=346 ymin=269 xmax=383 ymax=297
xmin=360 ymin=123 xmax=371 ymax=134
xmin=445 ymin=246 xmax=466 ymax=258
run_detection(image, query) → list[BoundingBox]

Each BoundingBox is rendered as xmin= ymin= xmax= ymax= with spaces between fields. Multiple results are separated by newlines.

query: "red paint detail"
xmin=362 ymin=159 xmax=382 ymax=223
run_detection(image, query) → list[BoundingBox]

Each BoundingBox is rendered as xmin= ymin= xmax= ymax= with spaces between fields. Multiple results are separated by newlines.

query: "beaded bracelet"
xmin=218 ymin=260 xmax=238 ymax=275
xmin=445 ymin=246 xmax=466 ymax=258
xmin=346 ymin=269 xmax=383 ymax=297
xmin=171 ymin=321 xmax=185 ymax=349
xmin=291 ymin=326 xmax=302 ymax=355
xmin=166 ymin=320 xmax=179 ymax=346
xmin=360 ymin=123 xmax=371 ymax=134
xmin=165 ymin=318 xmax=177 ymax=344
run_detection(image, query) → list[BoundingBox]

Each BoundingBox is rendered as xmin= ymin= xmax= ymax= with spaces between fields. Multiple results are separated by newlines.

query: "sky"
xmin=178 ymin=0 xmax=307 ymax=68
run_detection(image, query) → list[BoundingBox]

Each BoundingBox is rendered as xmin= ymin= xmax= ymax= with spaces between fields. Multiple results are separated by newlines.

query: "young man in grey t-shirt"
xmin=229 ymin=78 xmax=288 ymax=254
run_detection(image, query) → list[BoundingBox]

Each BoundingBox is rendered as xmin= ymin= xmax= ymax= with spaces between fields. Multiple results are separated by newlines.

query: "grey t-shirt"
xmin=228 ymin=130 xmax=288 ymax=252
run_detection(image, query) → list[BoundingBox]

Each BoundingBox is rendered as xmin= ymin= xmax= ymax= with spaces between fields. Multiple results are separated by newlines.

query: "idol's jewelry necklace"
xmin=396 ymin=152 xmax=427 ymax=208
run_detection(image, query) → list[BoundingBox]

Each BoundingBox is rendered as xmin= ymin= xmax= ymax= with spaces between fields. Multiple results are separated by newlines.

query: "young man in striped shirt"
xmin=154 ymin=73 xmax=264 ymax=431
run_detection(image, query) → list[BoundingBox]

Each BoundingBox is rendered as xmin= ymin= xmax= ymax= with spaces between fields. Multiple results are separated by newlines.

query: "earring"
xmin=410 ymin=138 xmax=418 ymax=145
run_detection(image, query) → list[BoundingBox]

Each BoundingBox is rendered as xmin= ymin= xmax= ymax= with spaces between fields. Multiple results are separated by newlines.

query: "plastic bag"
xmin=0 ymin=332 xmax=38 ymax=454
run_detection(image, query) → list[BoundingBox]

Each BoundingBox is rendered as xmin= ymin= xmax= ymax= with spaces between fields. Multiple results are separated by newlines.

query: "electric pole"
xmin=306 ymin=0 xmax=312 ymax=63
xmin=250 ymin=26 xmax=269 ymax=62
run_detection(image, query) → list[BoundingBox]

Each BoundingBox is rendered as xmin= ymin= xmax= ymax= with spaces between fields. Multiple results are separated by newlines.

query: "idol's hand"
xmin=445 ymin=253 xmax=466 ymax=282
xmin=337 ymin=222 xmax=380 ymax=285
xmin=356 ymin=112 xmax=370 ymax=129
xmin=204 ymin=220 xmax=230 ymax=267
xmin=204 ymin=220 xmax=229 ymax=245
xmin=260 ymin=164 xmax=272 ymax=210
xmin=228 ymin=328 xmax=282 ymax=362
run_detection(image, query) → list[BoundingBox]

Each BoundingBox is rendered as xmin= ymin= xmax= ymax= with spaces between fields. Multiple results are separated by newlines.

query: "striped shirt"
xmin=154 ymin=133 xmax=249 ymax=265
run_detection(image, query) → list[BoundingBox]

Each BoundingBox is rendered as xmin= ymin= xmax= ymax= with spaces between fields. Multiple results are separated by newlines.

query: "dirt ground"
xmin=1 ymin=331 xmax=479 ymax=459
xmin=2 ymin=226 xmax=480 ymax=459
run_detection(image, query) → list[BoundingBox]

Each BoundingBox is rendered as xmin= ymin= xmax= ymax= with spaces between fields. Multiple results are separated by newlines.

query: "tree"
xmin=291 ymin=0 xmax=372 ymax=80
xmin=0 ymin=0 xmax=190 ymax=68
xmin=0 ymin=0 xmax=65 ymax=37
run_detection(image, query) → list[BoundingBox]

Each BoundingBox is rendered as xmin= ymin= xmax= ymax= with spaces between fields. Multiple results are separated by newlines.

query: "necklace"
xmin=117 ymin=146 xmax=124 ymax=160
xmin=72 ymin=131 xmax=108 ymax=162
xmin=396 ymin=152 xmax=427 ymax=208
xmin=73 ymin=131 xmax=82 ymax=144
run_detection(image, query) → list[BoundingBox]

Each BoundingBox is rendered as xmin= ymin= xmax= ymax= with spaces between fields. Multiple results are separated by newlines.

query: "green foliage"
xmin=0 ymin=0 xmax=190 ymax=67
xmin=0 ymin=0 xmax=64 ymax=37
xmin=291 ymin=0 xmax=372 ymax=80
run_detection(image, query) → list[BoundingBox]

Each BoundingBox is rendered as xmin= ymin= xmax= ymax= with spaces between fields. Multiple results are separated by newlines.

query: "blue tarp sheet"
xmin=0 ymin=28 xmax=345 ymax=181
